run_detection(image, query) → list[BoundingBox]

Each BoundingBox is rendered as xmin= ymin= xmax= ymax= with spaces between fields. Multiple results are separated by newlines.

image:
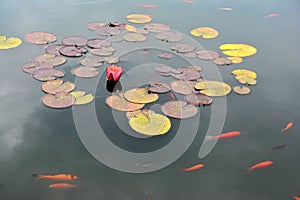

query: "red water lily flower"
xmin=106 ymin=65 xmax=122 ymax=82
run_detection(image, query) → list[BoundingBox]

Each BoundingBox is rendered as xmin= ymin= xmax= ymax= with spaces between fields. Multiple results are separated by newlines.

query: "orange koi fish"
xmin=294 ymin=196 xmax=300 ymax=200
xmin=281 ymin=122 xmax=293 ymax=131
xmin=247 ymin=161 xmax=274 ymax=172
xmin=264 ymin=13 xmax=280 ymax=19
xmin=182 ymin=0 xmax=195 ymax=4
xmin=33 ymin=174 xmax=77 ymax=181
xmin=205 ymin=131 xmax=240 ymax=141
xmin=181 ymin=164 xmax=204 ymax=171
xmin=219 ymin=7 xmax=233 ymax=11
xmin=138 ymin=4 xmax=156 ymax=8
xmin=49 ymin=183 xmax=79 ymax=188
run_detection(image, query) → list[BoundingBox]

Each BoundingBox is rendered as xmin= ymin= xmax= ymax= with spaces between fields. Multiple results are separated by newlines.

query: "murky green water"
xmin=1 ymin=0 xmax=300 ymax=199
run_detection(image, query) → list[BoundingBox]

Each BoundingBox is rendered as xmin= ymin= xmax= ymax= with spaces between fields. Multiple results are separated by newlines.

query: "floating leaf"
xmin=124 ymin=88 xmax=158 ymax=104
xmin=62 ymin=36 xmax=88 ymax=46
xmin=108 ymin=22 xmax=126 ymax=30
xmin=184 ymin=52 xmax=197 ymax=58
xmin=158 ymin=52 xmax=173 ymax=59
xmin=44 ymin=44 xmax=65 ymax=55
xmin=0 ymin=35 xmax=22 ymax=49
xmin=232 ymin=69 xmax=257 ymax=79
xmin=123 ymin=33 xmax=146 ymax=42
xmin=32 ymin=68 xmax=65 ymax=81
xmin=194 ymin=81 xmax=232 ymax=97
xmin=41 ymin=79 xmax=75 ymax=94
xmin=156 ymin=31 xmax=183 ymax=42
xmin=35 ymin=54 xmax=67 ymax=66
xmin=238 ymin=77 xmax=257 ymax=85
xmin=24 ymin=32 xmax=57 ymax=45
xmin=73 ymin=66 xmax=99 ymax=78
xmin=171 ymin=80 xmax=194 ymax=95
xmin=126 ymin=14 xmax=152 ymax=24
xmin=171 ymin=67 xmax=201 ymax=80
xmin=190 ymin=27 xmax=219 ymax=39
xmin=86 ymin=38 xmax=111 ymax=49
xmin=227 ymin=57 xmax=243 ymax=64
xmin=42 ymin=92 xmax=74 ymax=109
xmin=95 ymin=26 xmax=120 ymax=36
xmin=213 ymin=57 xmax=233 ymax=66
xmin=233 ymin=86 xmax=251 ymax=95
xmin=106 ymin=94 xmax=145 ymax=111
xmin=196 ymin=50 xmax=220 ymax=60
xmin=219 ymin=44 xmax=257 ymax=57
xmin=170 ymin=43 xmax=195 ymax=53
xmin=86 ymin=22 xmax=107 ymax=31
xmin=147 ymin=82 xmax=171 ymax=93
xmin=161 ymin=101 xmax=198 ymax=119
xmin=90 ymin=46 xmax=115 ymax=56
xmin=144 ymin=23 xmax=170 ymax=32
xmin=155 ymin=65 xmax=173 ymax=73
xmin=79 ymin=56 xmax=105 ymax=67
xmin=185 ymin=93 xmax=213 ymax=105
xmin=106 ymin=56 xmax=120 ymax=64
xmin=59 ymin=46 xmax=87 ymax=57
xmin=188 ymin=66 xmax=202 ymax=71
xmin=22 ymin=61 xmax=53 ymax=74
xmin=70 ymin=91 xmax=94 ymax=105
xmin=125 ymin=24 xmax=137 ymax=32
xmin=128 ymin=110 xmax=171 ymax=136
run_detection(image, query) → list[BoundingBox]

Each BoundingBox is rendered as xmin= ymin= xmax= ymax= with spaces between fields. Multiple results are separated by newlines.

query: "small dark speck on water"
xmin=271 ymin=144 xmax=287 ymax=151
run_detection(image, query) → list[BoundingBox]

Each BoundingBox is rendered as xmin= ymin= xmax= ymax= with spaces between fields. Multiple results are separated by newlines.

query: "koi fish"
xmin=138 ymin=4 xmax=156 ymax=8
xmin=146 ymin=194 xmax=151 ymax=200
xmin=49 ymin=183 xmax=79 ymax=188
xmin=294 ymin=196 xmax=300 ymax=200
xmin=106 ymin=65 xmax=123 ymax=82
xmin=182 ymin=0 xmax=195 ymax=4
xmin=181 ymin=164 xmax=204 ymax=171
xmin=271 ymin=144 xmax=286 ymax=151
xmin=205 ymin=131 xmax=240 ymax=141
xmin=219 ymin=7 xmax=233 ymax=11
xmin=281 ymin=122 xmax=293 ymax=131
xmin=247 ymin=161 xmax=274 ymax=172
xmin=169 ymin=92 xmax=175 ymax=100
xmin=32 ymin=174 xmax=77 ymax=181
xmin=264 ymin=13 xmax=280 ymax=19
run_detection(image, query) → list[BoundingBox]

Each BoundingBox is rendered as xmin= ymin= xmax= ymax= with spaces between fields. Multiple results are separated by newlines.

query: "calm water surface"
xmin=0 ymin=0 xmax=300 ymax=199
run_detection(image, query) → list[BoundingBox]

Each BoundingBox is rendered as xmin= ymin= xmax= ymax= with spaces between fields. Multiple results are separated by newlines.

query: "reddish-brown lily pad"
xmin=32 ymin=68 xmax=65 ymax=81
xmin=106 ymin=56 xmax=120 ymax=64
xmin=158 ymin=52 xmax=173 ymax=59
xmin=86 ymin=22 xmax=108 ymax=31
xmin=197 ymin=50 xmax=220 ymax=60
xmin=185 ymin=93 xmax=213 ymax=106
xmin=124 ymin=33 xmax=147 ymax=42
xmin=24 ymin=32 xmax=57 ymax=45
xmin=170 ymin=43 xmax=196 ymax=53
xmin=144 ymin=23 xmax=170 ymax=32
xmin=161 ymin=101 xmax=198 ymax=119
xmin=35 ymin=54 xmax=67 ymax=66
xmin=95 ymin=26 xmax=120 ymax=36
xmin=156 ymin=31 xmax=183 ymax=42
xmin=106 ymin=94 xmax=145 ymax=112
xmin=42 ymin=92 xmax=75 ymax=109
xmin=155 ymin=65 xmax=174 ymax=73
xmin=90 ymin=46 xmax=115 ymax=56
xmin=86 ymin=38 xmax=111 ymax=49
xmin=147 ymin=82 xmax=171 ymax=93
xmin=41 ymin=79 xmax=75 ymax=94
xmin=184 ymin=52 xmax=197 ymax=58
xmin=22 ymin=61 xmax=53 ymax=74
xmin=171 ymin=67 xmax=201 ymax=80
xmin=44 ymin=44 xmax=65 ymax=55
xmin=171 ymin=80 xmax=194 ymax=95
xmin=213 ymin=57 xmax=233 ymax=66
xmin=79 ymin=56 xmax=105 ymax=67
xmin=59 ymin=46 xmax=88 ymax=57
xmin=73 ymin=66 xmax=99 ymax=78
xmin=61 ymin=36 xmax=88 ymax=46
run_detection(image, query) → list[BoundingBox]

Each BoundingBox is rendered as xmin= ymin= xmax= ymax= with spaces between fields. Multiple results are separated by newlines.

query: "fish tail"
xmin=32 ymin=174 xmax=42 ymax=180
xmin=180 ymin=168 xmax=187 ymax=172
xmin=246 ymin=168 xmax=253 ymax=173
xmin=204 ymin=135 xmax=214 ymax=141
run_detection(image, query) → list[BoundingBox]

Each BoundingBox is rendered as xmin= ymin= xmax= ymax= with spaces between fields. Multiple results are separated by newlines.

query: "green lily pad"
xmin=194 ymin=80 xmax=232 ymax=97
xmin=219 ymin=43 xmax=257 ymax=57
xmin=190 ymin=27 xmax=219 ymax=39
xmin=106 ymin=93 xmax=145 ymax=111
xmin=70 ymin=91 xmax=94 ymax=105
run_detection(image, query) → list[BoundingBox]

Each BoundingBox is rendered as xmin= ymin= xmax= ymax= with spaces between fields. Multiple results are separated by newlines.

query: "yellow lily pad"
xmin=124 ymin=88 xmax=158 ymax=104
xmin=128 ymin=110 xmax=171 ymax=136
xmin=70 ymin=91 xmax=94 ymax=105
xmin=194 ymin=81 xmax=232 ymax=97
xmin=232 ymin=69 xmax=257 ymax=79
xmin=190 ymin=27 xmax=219 ymax=39
xmin=238 ymin=77 xmax=257 ymax=85
xmin=227 ymin=57 xmax=243 ymax=64
xmin=106 ymin=94 xmax=145 ymax=111
xmin=0 ymin=35 xmax=22 ymax=50
xmin=219 ymin=44 xmax=257 ymax=57
xmin=125 ymin=24 xmax=137 ymax=32
xmin=233 ymin=86 xmax=251 ymax=95
xmin=126 ymin=14 xmax=152 ymax=24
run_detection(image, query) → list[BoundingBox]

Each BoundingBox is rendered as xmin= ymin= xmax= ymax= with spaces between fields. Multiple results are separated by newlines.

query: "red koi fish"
xmin=33 ymin=174 xmax=77 ymax=181
xmin=264 ymin=13 xmax=280 ymax=19
xmin=247 ymin=161 xmax=274 ymax=172
xmin=106 ymin=65 xmax=123 ymax=82
xmin=138 ymin=4 xmax=156 ymax=8
xmin=49 ymin=183 xmax=79 ymax=188
xmin=169 ymin=92 xmax=175 ymax=100
xmin=281 ymin=122 xmax=293 ymax=131
xmin=181 ymin=164 xmax=204 ymax=171
xmin=294 ymin=196 xmax=300 ymax=200
xmin=205 ymin=131 xmax=240 ymax=141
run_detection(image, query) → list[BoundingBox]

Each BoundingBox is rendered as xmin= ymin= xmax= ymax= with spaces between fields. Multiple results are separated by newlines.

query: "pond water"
xmin=1 ymin=0 xmax=300 ymax=199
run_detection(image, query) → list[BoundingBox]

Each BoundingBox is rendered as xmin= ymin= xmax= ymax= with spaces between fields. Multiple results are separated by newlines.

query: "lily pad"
xmin=70 ymin=91 xmax=94 ymax=105
xmin=73 ymin=66 xmax=99 ymax=78
xmin=86 ymin=22 xmax=108 ymax=31
xmin=194 ymin=81 xmax=232 ymax=97
xmin=155 ymin=65 xmax=174 ymax=73
xmin=35 ymin=53 xmax=67 ymax=66
xmin=61 ymin=36 xmax=88 ymax=46
xmin=44 ymin=44 xmax=65 ymax=55
xmin=24 ymin=32 xmax=57 ymax=45
xmin=42 ymin=92 xmax=74 ymax=109
xmin=196 ymin=50 xmax=220 ymax=60
xmin=213 ymin=57 xmax=233 ymax=66
xmin=124 ymin=88 xmax=158 ymax=104
xmin=123 ymin=33 xmax=147 ymax=42
xmin=156 ymin=31 xmax=183 ymax=42
xmin=126 ymin=14 xmax=152 ymax=24
xmin=0 ymin=35 xmax=22 ymax=49
xmin=185 ymin=93 xmax=213 ymax=106
xmin=79 ymin=56 xmax=105 ymax=67
xmin=22 ymin=61 xmax=53 ymax=74
xmin=41 ymin=79 xmax=75 ymax=94
xmin=171 ymin=67 xmax=201 ymax=80
xmin=147 ymin=82 xmax=171 ymax=93
xmin=95 ymin=26 xmax=120 ymax=36
xmin=158 ymin=52 xmax=173 ymax=59
xmin=161 ymin=101 xmax=198 ymax=119
xmin=171 ymin=80 xmax=194 ymax=95
xmin=219 ymin=43 xmax=257 ymax=57
xmin=106 ymin=94 xmax=145 ymax=111
xmin=59 ymin=46 xmax=88 ymax=57
xmin=32 ymin=68 xmax=65 ymax=81
xmin=184 ymin=52 xmax=197 ymax=58
xmin=125 ymin=24 xmax=138 ymax=32
xmin=233 ymin=86 xmax=251 ymax=95
xmin=170 ymin=43 xmax=195 ymax=53
xmin=128 ymin=110 xmax=171 ymax=136
xmin=144 ymin=23 xmax=170 ymax=32
xmin=232 ymin=69 xmax=257 ymax=79
xmin=188 ymin=65 xmax=202 ymax=71
xmin=238 ymin=77 xmax=257 ymax=85
xmin=90 ymin=46 xmax=115 ymax=56
xmin=86 ymin=38 xmax=111 ymax=49
xmin=106 ymin=56 xmax=120 ymax=64
xmin=190 ymin=27 xmax=219 ymax=39
xmin=227 ymin=56 xmax=243 ymax=64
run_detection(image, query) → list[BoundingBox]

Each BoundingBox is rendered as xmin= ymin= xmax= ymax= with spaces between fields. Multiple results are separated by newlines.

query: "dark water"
xmin=1 ymin=0 xmax=300 ymax=199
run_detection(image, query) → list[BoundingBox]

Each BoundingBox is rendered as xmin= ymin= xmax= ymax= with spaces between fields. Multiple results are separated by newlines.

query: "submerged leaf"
xmin=194 ymin=81 xmax=232 ymax=97
xmin=0 ymin=35 xmax=22 ymax=49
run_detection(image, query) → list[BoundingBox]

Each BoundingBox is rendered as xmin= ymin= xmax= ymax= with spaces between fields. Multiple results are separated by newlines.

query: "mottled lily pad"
xmin=44 ymin=44 xmax=65 ymax=55
xmin=106 ymin=56 xmax=119 ymax=64
xmin=59 ymin=46 xmax=88 ymax=57
xmin=196 ymin=50 xmax=220 ymax=60
xmin=219 ymin=44 xmax=257 ymax=57
xmin=213 ymin=57 xmax=233 ymax=66
xmin=73 ymin=66 xmax=99 ymax=78
xmin=158 ymin=52 xmax=173 ymax=59
xmin=190 ymin=27 xmax=219 ymax=39
xmin=170 ymin=43 xmax=195 ymax=53
xmin=144 ymin=23 xmax=170 ymax=32
xmin=79 ymin=56 xmax=105 ymax=67
xmin=0 ymin=35 xmax=22 ymax=49
xmin=156 ymin=31 xmax=183 ymax=42
xmin=62 ymin=36 xmax=88 ymax=46
xmin=124 ymin=88 xmax=158 ymax=104
xmin=42 ymin=92 xmax=74 ymax=109
xmin=194 ymin=81 xmax=232 ymax=97
xmin=24 ymin=32 xmax=57 ymax=45
xmin=86 ymin=22 xmax=108 ymax=31
xmin=32 ymin=68 xmax=65 ymax=81
xmin=35 ymin=53 xmax=67 ymax=66
xmin=123 ymin=33 xmax=146 ymax=42
xmin=90 ymin=46 xmax=115 ymax=56
xmin=232 ymin=69 xmax=257 ymax=79
xmin=188 ymin=66 xmax=202 ymax=71
xmin=171 ymin=67 xmax=201 ymax=80
xmin=86 ymin=38 xmax=111 ymax=49
xmin=41 ymin=79 xmax=75 ymax=94
xmin=106 ymin=94 xmax=145 ymax=111
xmin=155 ymin=65 xmax=173 ymax=73
xmin=185 ymin=93 xmax=213 ymax=105
xmin=233 ymin=86 xmax=251 ymax=95
xmin=147 ymin=82 xmax=171 ymax=93
xmin=95 ymin=26 xmax=120 ymax=36
xmin=171 ymin=80 xmax=194 ymax=95
xmin=238 ymin=77 xmax=257 ymax=85
xmin=227 ymin=57 xmax=243 ymax=64
xmin=70 ymin=91 xmax=94 ymax=105
xmin=126 ymin=14 xmax=152 ymax=24
xmin=22 ymin=61 xmax=53 ymax=74
xmin=184 ymin=52 xmax=197 ymax=58
xmin=161 ymin=101 xmax=198 ymax=119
